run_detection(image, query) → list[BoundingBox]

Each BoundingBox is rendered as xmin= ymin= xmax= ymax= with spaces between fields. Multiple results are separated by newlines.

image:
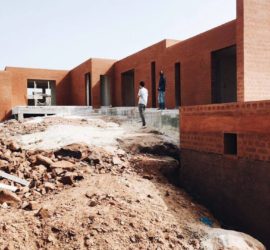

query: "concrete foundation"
xmin=12 ymin=106 xmax=93 ymax=121
xmin=97 ymin=107 xmax=179 ymax=138
xmin=11 ymin=106 xmax=179 ymax=139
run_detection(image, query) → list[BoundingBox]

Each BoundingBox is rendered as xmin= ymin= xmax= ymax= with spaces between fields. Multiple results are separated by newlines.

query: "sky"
xmin=0 ymin=0 xmax=236 ymax=70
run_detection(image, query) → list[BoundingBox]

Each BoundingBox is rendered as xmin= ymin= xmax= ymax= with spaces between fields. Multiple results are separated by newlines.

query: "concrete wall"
xmin=0 ymin=71 xmax=12 ymax=121
xmin=237 ymin=0 xmax=270 ymax=101
xmin=5 ymin=67 xmax=71 ymax=107
xmin=180 ymin=101 xmax=270 ymax=247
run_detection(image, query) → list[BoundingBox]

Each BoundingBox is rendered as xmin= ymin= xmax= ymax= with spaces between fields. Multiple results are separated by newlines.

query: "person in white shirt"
xmin=138 ymin=81 xmax=148 ymax=127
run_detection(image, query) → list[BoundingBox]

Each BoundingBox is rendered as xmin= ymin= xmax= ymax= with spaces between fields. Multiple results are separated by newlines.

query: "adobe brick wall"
xmin=0 ymin=71 xmax=12 ymax=121
xmin=69 ymin=59 xmax=115 ymax=107
xmin=237 ymin=0 xmax=270 ymax=101
xmin=5 ymin=67 xmax=71 ymax=107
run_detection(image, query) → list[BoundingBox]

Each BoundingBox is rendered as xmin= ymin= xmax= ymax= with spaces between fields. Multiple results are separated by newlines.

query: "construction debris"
xmin=0 ymin=116 xmax=265 ymax=250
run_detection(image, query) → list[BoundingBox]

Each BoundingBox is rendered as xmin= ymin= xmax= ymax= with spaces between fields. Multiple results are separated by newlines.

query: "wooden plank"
xmin=0 ymin=171 xmax=30 ymax=187
xmin=0 ymin=183 xmax=17 ymax=192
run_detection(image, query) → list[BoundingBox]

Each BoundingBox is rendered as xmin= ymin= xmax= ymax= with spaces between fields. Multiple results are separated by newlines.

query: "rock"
xmin=61 ymin=174 xmax=74 ymax=185
xmin=44 ymin=182 xmax=55 ymax=191
xmin=36 ymin=155 xmax=53 ymax=167
xmin=130 ymin=235 xmax=140 ymax=243
xmin=112 ymin=156 xmax=122 ymax=165
xmin=53 ymin=168 xmax=64 ymax=175
xmin=89 ymin=201 xmax=98 ymax=207
xmin=35 ymin=164 xmax=47 ymax=174
xmin=8 ymin=141 xmax=21 ymax=152
xmin=116 ymin=149 xmax=126 ymax=156
xmin=0 ymin=190 xmax=21 ymax=206
xmin=51 ymin=161 xmax=76 ymax=171
xmin=201 ymin=228 xmax=266 ymax=250
xmin=54 ymin=143 xmax=89 ymax=159
xmin=28 ymin=201 xmax=40 ymax=210
xmin=36 ymin=207 xmax=51 ymax=219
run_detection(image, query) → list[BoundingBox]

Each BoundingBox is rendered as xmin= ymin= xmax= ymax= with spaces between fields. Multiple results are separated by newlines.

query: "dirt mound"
xmin=0 ymin=116 xmax=265 ymax=249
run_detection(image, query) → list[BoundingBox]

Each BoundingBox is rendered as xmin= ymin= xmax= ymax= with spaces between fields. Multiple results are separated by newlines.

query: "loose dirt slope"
xmin=0 ymin=116 xmax=265 ymax=250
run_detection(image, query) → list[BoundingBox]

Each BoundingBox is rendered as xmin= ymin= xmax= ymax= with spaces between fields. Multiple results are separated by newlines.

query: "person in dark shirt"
xmin=158 ymin=70 xmax=166 ymax=110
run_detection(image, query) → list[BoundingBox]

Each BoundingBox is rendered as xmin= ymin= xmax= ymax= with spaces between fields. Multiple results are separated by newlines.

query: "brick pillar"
xmin=237 ymin=0 xmax=270 ymax=102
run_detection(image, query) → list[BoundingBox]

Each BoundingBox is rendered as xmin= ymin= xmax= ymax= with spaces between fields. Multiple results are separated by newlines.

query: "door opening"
xmin=151 ymin=62 xmax=156 ymax=108
xmin=175 ymin=62 xmax=181 ymax=107
xmin=211 ymin=45 xmax=237 ymax=103
xmin=121 ymin=70 xmax=135 ymax=106
xmin=100 ymin=75 xmax=111 ymax=106
xmin=85 ymin=73 xmax=91 ymax=106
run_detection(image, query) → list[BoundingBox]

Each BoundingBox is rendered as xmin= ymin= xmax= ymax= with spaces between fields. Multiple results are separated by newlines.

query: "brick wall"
xmin=180 ymin=100 xmax=270 ymax=161
xmin=5 ymin=67 xmax=71 ymax=107
xmin=237 ymin=0 xmax=270 ymax=101
xmin=69 ymin=59 xmax=115 ymax=107
xmin=0 ymin=71 xmax=12 ymax=121
xmin=114 ymin=21 xmax=236 ymax=108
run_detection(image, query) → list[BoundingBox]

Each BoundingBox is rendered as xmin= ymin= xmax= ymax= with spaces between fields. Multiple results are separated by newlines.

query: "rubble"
xmin=0 ymin=116 xmax=266 ymax=249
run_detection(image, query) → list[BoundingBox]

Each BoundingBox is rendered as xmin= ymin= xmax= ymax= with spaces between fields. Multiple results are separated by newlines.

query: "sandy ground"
xmin=0 ymin=116 xmax=265 ymax=250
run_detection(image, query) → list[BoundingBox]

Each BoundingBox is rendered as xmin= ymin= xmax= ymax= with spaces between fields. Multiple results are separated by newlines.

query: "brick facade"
xmin=181 ymin=101 xmax=270 ymax=162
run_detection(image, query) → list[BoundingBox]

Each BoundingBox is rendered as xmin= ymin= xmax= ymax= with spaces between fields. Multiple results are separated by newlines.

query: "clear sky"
xmin=0 ymin=0 xmax=236 ymax=70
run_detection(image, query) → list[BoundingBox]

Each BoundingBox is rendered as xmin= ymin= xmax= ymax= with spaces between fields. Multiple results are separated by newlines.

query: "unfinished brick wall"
xmin=69 ymin=59 xmax=92 ymax=106
xmin=114 ymin=40 xmax=170 ymax=107
xmin=181 ymin=101 xmax=270 ymax=161
xmin=237 ymin=0 xmax=270 ymax=101
xmin=114 ymin=21 xmax=236 ymax=108
xmin=70 ymin=59 xmax=115 ymax=108
xmin=5 ymin=67 xmax=71 ymax=107
xmin=0 ymin=71 xmax=12 ymax=121
xmin=180 ymin=100 xmax=270 ymax=247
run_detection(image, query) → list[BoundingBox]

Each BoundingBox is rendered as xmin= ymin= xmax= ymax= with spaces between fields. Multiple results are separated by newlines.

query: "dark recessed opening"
xmin=224 ymin=133 xmax=237 ymax=155
xmin=211 ymin=45 xmax=237 ymax=104
xmin=121 ymin=69 xmax=135 ymax=106
xmin=151 ymin=61 xmax=156 ymax=108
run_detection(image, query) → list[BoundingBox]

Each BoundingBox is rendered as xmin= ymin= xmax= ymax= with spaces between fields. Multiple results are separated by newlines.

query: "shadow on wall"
xmin=57 ymin=73 xmax=73 ymax=106
xmin=180 ymin=149 xmax=270 ymax=249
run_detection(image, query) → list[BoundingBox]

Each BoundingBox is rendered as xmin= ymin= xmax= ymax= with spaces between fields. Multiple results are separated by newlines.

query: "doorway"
xmin=85 ymin=72 xmax=91 ymax=106
xmin=175 ymin=62 xmax=181 ymax=107
xmin=151 ymin=62 xmax=156 ymax=108
xmin=121 ymin=70 xmax=135 ymax=106
xmin=211 ymin=45 xmax=237 ymax=103
xmin=100 ymin=75 xmax=111 ymax=106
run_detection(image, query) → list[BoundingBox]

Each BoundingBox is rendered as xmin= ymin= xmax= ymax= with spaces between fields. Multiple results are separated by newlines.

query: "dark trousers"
xmin=138 ymin=104 xmax=146 ymax=126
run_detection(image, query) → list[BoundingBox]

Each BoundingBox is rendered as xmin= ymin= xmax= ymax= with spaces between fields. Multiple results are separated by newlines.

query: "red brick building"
xmin=0 ymin=0 xmax=270 ymax=246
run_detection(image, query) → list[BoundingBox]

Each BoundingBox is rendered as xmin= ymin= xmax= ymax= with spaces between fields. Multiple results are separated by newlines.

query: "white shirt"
xmin=138 ymin=87 xmax=148 ymax=106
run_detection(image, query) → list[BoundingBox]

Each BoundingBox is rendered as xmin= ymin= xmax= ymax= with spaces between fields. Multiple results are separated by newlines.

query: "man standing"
xmin=138 ymin=81 xmax=148 ymax=127
xmin=158 ymin=70 xmax=166 ymax=110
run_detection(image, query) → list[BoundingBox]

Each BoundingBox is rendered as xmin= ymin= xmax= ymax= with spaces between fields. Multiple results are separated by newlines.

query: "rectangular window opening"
xmin=224 ymin=133 xmax=237 ymax=155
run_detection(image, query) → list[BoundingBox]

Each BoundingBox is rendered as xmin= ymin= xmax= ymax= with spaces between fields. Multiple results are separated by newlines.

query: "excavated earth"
xmin=0 ymin=116 xmax=266 ymax=250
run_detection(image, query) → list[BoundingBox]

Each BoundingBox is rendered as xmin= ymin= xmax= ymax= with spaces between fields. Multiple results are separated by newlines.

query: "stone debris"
xmin=0 ymin=117 xmax=266 ymax=250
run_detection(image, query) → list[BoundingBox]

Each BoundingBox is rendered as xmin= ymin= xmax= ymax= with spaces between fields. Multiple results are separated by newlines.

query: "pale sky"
xmin=0 ymin=0 xmax=236 ymax=70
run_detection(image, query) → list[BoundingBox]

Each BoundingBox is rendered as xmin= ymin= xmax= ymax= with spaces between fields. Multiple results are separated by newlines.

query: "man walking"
xmin=158 ymin=70 xmax=166 ymax=110
xmin=138 ymin=81 xmax=148 ymax=127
